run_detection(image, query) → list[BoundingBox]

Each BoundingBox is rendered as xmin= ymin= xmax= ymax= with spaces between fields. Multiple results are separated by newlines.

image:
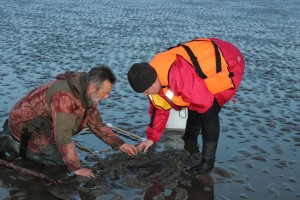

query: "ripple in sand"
xmin=251 ymin=154 xmax=268 ymax=162
xmin=233 ymin=179 xmax=248 ymax=184
xmin=244 ymin=183 xmax=256 ymax=192
xmin=266 ymin=183 xmax=279 ymax=198
xmin=244 ymin=161 xmax=255 ymax=169
xmin=282 ymin=138 xmax=292 ymax=142
xmin=228 ymin=154 xmax=242 ymax=162
xmin=226 ymin=135 xmax=235 ymax=139
xmin=257 ymin=125 xmax=268 ymax=134
xmin=282 ymin=183 xmax=293 ymax=192
xmin=239 ymin=139 xmax=251 ymax=143
xmin=292 ymin=136 xmax=300 ymax=142
xmin=261 ymin=168 xmax=270 ymax=174
xmin=272 ymin=143 xmax=284 ymax=154
xmin=238 ymin=149 xmax=253 ymax=157
xmin=251 ymin=145 xmax=267 ymax=153
xmin=222 ymin=126 xmax=229 ymax=133
xmin=233 ymin=175 xmax=250 ymax=184
xmin=220 ymin=196 xmax=230 ymax=200
xmin=287 ymin=177 xmax=298 ymax=183
xmin=239 ymin=193 xmax=249 ymax=199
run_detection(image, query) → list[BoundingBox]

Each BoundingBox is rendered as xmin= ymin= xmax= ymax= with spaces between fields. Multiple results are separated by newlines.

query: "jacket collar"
xmin=56 ymin=71 xmax=93 ymax=108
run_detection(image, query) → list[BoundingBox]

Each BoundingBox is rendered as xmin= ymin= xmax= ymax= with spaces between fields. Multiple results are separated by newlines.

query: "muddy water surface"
xmin=0 ymin=0 xmax=299 ymax=199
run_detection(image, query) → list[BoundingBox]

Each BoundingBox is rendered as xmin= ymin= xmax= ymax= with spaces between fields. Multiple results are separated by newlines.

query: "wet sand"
xmin=0 ymin=0 xmax=299 ymax=199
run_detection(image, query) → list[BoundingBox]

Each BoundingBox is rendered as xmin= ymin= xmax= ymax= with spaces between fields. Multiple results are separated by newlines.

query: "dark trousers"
xmin=187 ymin=98 xmax=221 ymax=142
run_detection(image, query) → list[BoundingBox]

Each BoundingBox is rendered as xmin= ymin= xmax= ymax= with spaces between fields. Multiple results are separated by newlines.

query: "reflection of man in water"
xmin=0 ymin=66 xmax=137 ymax=177
xmin=144 ymin=181 xmax=214 ymax=200
xmin=127 ymin=38 xmax=245 ymax=174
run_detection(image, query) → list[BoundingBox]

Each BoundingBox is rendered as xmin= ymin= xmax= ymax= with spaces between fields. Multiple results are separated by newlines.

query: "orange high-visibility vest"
xmin=149 ymin=38 xmax=234 ymax=110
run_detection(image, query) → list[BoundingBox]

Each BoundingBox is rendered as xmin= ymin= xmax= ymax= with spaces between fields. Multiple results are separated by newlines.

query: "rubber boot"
xmin=188 ymin=141 xmax=218 ymax=174
xmin=0 ymin=136 xmax=7 ymax=158
xmin=0 ymin=134 xmax=20 ymax=161
xmin=0 ymin=120 xmax=20 ymax=161
xmin=181 ymin=124 xmax=200 ymax=154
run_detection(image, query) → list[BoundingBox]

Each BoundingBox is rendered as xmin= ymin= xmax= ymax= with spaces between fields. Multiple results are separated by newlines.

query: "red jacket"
xmin=8 ymin=71 xmax=125 ymax=171
xmin=146 ymin=38 xmax=245 ymax=142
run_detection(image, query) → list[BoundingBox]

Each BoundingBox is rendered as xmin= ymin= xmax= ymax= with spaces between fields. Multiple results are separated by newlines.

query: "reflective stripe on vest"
xmin=149 ymin=88 xmax=189 ymax=111
xmin=165 ymin=90 xmax=174 ymax=100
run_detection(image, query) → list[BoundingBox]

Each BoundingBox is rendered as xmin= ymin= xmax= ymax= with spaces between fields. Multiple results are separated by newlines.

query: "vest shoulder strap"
xmin=180 ymin=40 xmax=222 ymax=79
xmin=181 ymin=44 xmax=207 ymax=79
xmin=211 ymin=41 xmax=222 ymax=73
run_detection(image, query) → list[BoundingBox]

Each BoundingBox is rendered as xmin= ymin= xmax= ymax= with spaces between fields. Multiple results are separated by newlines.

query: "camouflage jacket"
xmin=8 ymin=71 xmax=125 ymax=171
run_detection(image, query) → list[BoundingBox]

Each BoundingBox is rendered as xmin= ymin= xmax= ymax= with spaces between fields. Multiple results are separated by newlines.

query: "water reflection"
xmin=145 ymin=180 xmax=214 ymax=200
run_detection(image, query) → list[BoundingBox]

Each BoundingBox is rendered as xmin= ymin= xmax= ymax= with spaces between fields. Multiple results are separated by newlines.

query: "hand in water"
xmin=74 ymin=167 xmax=95 ymax=178
xmin=138 ymin=140 xmax=154 ymax=152
xmin=119 ymin=143 xmax=138 ymax=156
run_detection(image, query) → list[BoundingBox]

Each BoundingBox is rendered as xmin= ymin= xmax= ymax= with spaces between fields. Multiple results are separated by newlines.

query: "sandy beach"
xmin=0 ymin=0 xmax=299 ymax=199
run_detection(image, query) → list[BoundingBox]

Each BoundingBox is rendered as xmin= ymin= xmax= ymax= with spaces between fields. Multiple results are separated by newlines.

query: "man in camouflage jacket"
xmin=1 ymin=66 xmax=137 ymax=177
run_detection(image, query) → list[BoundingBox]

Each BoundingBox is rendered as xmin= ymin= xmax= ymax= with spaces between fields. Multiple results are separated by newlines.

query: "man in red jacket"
xmin=127 ymin=38 xmax=245 ymax=174
xmin=0 ymin=66 xmax=137 ymax=177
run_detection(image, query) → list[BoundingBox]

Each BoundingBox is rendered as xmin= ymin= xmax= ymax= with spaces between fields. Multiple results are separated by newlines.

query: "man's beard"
xmin=90 ymin=93 xmax=100 ymax=107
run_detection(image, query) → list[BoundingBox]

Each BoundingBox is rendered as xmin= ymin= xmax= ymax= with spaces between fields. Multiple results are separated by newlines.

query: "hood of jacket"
xmin=56 ymin=71 xmax=92 ymax=108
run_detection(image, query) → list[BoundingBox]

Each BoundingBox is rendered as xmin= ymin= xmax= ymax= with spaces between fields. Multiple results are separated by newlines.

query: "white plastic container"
xmin=166 ymin=108 xmax=188 ymax=129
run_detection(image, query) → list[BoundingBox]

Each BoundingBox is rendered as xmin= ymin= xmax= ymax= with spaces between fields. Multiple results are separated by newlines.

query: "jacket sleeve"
xmin=87 ymin=108 xmax=125 ymax=150
xmin=145 ymin=102 xmax=170 ymax=143
xmin=169 ymin=55 xmax=215 ymax=113
xmin=56 ymin=142 xmax=82 ymax=172
xmin=51 ymin=92 xmax=82 ymax=172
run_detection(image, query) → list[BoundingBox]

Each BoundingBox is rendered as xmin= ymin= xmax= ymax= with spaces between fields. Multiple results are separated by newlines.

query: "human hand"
xmin=138 ymin=139 xmax=154 ymax=152
xmin=74 ymin=167 xmax=95 ymax=178
xmin=119 ymin=143 xmax=138 ymax=156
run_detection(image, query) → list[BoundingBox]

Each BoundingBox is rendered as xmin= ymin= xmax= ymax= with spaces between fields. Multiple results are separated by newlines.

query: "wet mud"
xmin=1 ymin=0 xmax=300 ymax=199
xmin=66 ymin=147 xmax=227 ymax=200
xmin=46 ymin=131 xmax=234 ymax=199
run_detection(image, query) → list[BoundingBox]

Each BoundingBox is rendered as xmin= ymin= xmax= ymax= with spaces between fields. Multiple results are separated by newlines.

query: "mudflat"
xmin=0 ymin=0 xmax=299 ymax=199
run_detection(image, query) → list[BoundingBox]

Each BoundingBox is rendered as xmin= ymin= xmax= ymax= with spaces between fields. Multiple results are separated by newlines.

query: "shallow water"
xmin=0 ymin=0 xmax=300 ymax=199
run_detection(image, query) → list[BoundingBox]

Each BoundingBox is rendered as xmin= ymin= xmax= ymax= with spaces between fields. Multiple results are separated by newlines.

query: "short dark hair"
xmin=86 ymin=66 xmax=117 ymax=89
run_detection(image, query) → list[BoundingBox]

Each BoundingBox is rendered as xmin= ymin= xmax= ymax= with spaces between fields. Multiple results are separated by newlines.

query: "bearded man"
xmin=0 ymin=66 xmax=137 ymax=177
